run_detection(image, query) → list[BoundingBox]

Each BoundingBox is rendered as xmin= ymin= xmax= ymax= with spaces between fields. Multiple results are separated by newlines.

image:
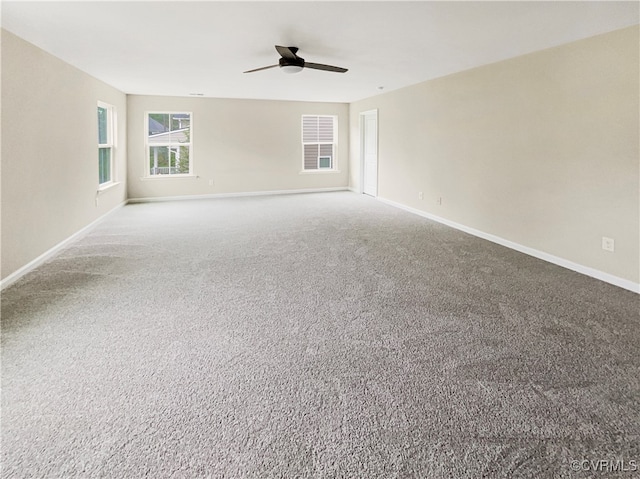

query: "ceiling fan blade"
xmin=275 ymin=45 xmax=299 ymax=60
xmin=304 ymin=62 xmax=348 ymax=73
xmin=243 ymin=64 xmax=279 ymax=73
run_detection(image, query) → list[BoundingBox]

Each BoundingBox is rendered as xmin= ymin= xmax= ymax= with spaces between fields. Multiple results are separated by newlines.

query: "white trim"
xmin=376 ymin=196 xmax=640 ymax=294
xmin=127 ymin=187 xmax=349 ymax=204
xmin=299 ymin=169 xmax=341 ymax=175
xmin=360 ymin=109 xmax=378 ymax=197
xmin=140 ymin=175 xmax=198 ymax=181
xmin=1 ymin=201 xmax=127 ymax=291
xmin=97 ymin=181 xmax=121 ymax=194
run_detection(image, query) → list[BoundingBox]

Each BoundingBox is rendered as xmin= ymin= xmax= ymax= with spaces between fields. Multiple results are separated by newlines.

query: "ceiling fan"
xmin=244 ymin=45 xmax=348 ymax=74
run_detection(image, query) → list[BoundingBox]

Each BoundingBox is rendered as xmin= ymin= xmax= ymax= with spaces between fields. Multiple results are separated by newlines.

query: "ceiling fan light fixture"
xmin=280 ymin=64 xmax=304 ymax=74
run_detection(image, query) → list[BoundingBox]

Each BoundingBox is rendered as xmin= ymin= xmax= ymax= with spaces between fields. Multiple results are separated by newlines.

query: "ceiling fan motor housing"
xmin=279 ymin=57 xmax=305 ymax=68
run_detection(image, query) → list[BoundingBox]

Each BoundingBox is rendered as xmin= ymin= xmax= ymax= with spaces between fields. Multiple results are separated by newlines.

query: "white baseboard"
xmin=1 ymin=201 xmax=127 ymax=291
xmin=376 ymin=196 xmax=640 ymax=294
xmin=127 ymin=186 xmax=349 ymax=204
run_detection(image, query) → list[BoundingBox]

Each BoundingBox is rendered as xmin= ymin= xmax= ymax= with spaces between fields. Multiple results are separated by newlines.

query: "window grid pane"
xmin=304 ymin=144 xmax=319 ymax=170
xmin=303 ymin=116 xmax=319 ymax=143
xmin=318 ymin=117 xmax=334 ymax=142
xmin=99 ymin=147 xmax=111 ymax=184
xmin=98 ymin=107 xmax=108 ymax=144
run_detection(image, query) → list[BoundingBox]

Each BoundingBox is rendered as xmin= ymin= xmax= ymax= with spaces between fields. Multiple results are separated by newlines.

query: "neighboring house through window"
xmin=97 ymin=102 xmax=115 ymax=185
xmin=146 ymin=112 xmax=192 ymax=176
xmin=302 ymin=115 xmax=337 ymax=171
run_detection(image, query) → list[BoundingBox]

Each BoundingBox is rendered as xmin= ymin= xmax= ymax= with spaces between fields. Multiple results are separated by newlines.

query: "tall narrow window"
xmin=97 ymin=102 xmax=115 ymax=185
xmin=146 ymin=113 xmax=192 ymax=176
xmin=302 ymin=115 xmax=337 ymax=171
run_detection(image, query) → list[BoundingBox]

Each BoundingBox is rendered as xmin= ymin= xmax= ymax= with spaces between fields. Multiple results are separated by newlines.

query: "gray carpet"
xmin=1 ymin=191 xmax=639 ymax=478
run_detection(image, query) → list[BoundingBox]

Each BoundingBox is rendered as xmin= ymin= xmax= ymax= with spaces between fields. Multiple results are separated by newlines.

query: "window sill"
xmin=141 ymin=175 xmax=199 ymax=180
xmin=97 ymin=181 xmax=121 ymax=194
xmin=299 ymin=170 xmax=341 ymax=174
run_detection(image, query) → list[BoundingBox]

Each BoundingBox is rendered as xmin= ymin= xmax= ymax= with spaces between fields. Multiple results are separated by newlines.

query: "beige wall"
xmin=1 ymin=30 xmax=127 ymax=281
xmin=127 ymin=96 xmax=348 ymax=199
xmin=350 ymin=26 xmax=640 ymax=285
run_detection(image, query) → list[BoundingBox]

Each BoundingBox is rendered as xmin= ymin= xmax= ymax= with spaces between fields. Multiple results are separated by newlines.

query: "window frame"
xmin=97 ymin=101 xmax=115 ymax=187
xmin=145 ymin=111 xmax=194 ymax=178
xmin=301 ymin=115 xmax=338 ymax=173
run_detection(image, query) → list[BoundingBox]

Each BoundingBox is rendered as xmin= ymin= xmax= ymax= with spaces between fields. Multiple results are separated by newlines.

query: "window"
xmin=97 ymin=102 xmax=115 ymax=185
xmin=302 ymin=115 xmax=337 ymax=171
xmin=146 ymin=112 xmax=192 ymax=176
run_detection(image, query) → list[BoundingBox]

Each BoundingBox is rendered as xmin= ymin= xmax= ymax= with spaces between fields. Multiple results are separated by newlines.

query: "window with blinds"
xmin=302 ymin=115 xmax=336 ymax=170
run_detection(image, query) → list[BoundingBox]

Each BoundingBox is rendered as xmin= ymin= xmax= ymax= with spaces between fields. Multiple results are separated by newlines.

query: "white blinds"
xmin=303 ymin=116 xmax=334 ymax=143
xmin=304 ymin=144 xmax=319 ymax=170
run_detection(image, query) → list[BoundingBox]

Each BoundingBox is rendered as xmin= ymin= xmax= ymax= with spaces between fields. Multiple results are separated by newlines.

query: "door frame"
xmin=359 ymin=109 xmax=379 ymax=196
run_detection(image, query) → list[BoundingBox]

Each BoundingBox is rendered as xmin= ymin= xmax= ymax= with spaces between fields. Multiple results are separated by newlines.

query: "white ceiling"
xmin=2 ymin=1 xmax=638 ymax=103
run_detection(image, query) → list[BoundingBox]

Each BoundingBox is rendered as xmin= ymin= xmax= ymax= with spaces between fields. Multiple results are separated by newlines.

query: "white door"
xmin=361 ymin=110 xmax=378 ymax=197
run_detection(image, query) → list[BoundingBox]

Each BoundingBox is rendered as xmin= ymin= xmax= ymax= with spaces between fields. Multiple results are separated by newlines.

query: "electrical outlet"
xmin=602 ymin=237 xmax=615 ymax=252
xmin=418 ymin=192 xmax=423 ymax=200
xmin=208 ymin=179 xmax=214 ymax=186
xmin=437 ymin=197 xmax=442 ymax=206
